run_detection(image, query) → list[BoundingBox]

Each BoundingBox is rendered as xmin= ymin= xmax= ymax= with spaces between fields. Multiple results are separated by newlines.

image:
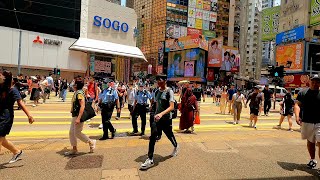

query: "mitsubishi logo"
xmin=33 ymin=36 xmax=43 ymax=44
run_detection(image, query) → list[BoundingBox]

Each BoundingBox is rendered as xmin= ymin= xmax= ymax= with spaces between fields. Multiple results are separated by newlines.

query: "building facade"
xmin=0 ymin=0 xmax=144 ymax=82
xmin=240 ymin=0 xmax=262 ymax=79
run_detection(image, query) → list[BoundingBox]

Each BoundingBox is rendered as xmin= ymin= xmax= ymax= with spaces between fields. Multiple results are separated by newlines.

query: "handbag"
xmin=194 ymin=112 xmax=200 ymax=125
xmin=80 ymin=101 xmax=96 ymax=122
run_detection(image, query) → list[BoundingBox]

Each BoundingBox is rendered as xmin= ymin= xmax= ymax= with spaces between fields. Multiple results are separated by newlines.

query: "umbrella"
xmin=178 ymin=80 xmax=190 ymax=84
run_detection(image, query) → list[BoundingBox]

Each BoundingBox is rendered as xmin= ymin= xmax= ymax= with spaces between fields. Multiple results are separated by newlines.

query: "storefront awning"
xmin=69 ymin=38 xmax=147 ymax=62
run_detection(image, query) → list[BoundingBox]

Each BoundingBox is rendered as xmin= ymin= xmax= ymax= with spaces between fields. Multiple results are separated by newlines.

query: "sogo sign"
xmin=93 ymin=16 xmax=129 ymax=33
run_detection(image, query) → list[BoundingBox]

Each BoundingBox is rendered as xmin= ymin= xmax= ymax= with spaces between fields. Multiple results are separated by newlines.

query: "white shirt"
xmin=127 ymin=88 xmax=136 ymax=106
xmin=233 ymin=93 xmax=244 ymax=103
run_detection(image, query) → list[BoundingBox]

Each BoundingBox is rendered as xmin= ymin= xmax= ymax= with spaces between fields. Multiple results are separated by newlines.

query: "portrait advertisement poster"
xmin=275 ymin=42 xmax=304 ymax=72
xmin=195 ymin=9 xmax=203 ymax=19
xmin=203 ymin=0 xmax=211 ymax=11
xmin=262 ymin=6 xmax=280 ymax=41
xmin=310 ymin=0 xmax=320 ymax=26
xmin=207 ymin=68 xmax=215 ymax=82
xmin=166 ymin=24 xmax=175 ymax=38
xmin=208 ymin=37 xmax=223 ymax=67
xmin=196 ymin=0 xmax=203 ymax=9
xmin=165 ymin=35 xmax=199 ymax=52
xmin=188 ymin=7 xmax=196 ymax=18
xmin=209 ymin=12 xmax=218 ymax=22
xmin=188 ymin=17 xmax=196 ymax=28
xmin=189 ymin=0 xmax=196 ymax=8
xmin=195 ymin=19 xmax=203 ymax=29
xmin=220 ymin=46 xmax=240 ymax=72
xmin=168 ymin=49 xmax=206 ymax=82
xmin=209 ymin=21 xmax=216 ymax=31
xmin=203 ymin=10 xmax=210 ymax=21
xmin=187 ymin=28 xmax=202 ymax=36
xmin=184 ymin=61 xmax=195 ymax=77
xmin=203 ymin=20 xmax=210 ymax=30
xmin=211 ymin=0 xmax=218 ymax=12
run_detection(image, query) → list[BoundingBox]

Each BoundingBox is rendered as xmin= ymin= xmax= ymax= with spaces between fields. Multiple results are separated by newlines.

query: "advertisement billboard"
xmin=195 ymin=19 xmax=203 ymax=29
xmin=208 ymin=37 xmax=223 ymax=67
xmin=262 ymin=6 xmax=280 ymax=41
xmin=310 ymin=0 xmax=320 ymax=26
xmin=189 ymin=0 xmax=196 ymax=8
xmin=184 ymin=61 xmax=195 ymax=77
xmin=276 ymin=25 xmax=306 ymax=45
xmin=187 ymin=28 xmax=202 ymax=36
xmin=275 ymin=42 xmax=304 ymax=72
xmin=220 ymin=46 xmax=240 ymax=72
xmin=167 ymin=49 xmax=206 ymax=82
xmin=165 ymin=35 xmax=208 ymax=52
xmin=284 ymin=74 xmax=309 ymax=89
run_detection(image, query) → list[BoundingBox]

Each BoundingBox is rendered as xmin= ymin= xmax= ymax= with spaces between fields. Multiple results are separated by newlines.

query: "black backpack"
xmin=155 ymin=88 xmax=178 ymax=119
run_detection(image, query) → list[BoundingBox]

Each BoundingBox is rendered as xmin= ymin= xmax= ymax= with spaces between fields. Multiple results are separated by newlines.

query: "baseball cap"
xmin=253 ymin=85 xmax=260 ymax=90
xmin=311 ymin=74 xmax=320 ymax=80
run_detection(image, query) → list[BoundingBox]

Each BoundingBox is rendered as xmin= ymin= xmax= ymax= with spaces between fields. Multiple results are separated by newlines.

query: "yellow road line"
xmin=8 ymin=123 xmax=286 ymax=137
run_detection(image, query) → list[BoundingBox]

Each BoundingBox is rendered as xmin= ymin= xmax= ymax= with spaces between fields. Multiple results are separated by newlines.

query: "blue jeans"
xmin=61 ymin=89 xmax=67 ymax=101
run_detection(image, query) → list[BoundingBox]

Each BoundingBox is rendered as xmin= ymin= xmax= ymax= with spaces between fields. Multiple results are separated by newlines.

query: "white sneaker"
xmin=171 ymin=144 xmax=180 ymax=157
xmin=236 ymin=120 xmax=240 ymax=124
xmin=233 ymin=122 xmax=236 ymax=125
xmin=249 ymin=121 xmax=253 ymax=127
xmin=140 ymin=158 xmax=154 ymax=170
xmin=9 ymin=150 xmax=23 ymax=164
xmin=32 ymin=104 xmax=36 ymax=107
xmin=90 ymin=140 xmax=97 ymax=153
xmin=98 ymin=124 xmax=103 ymax=129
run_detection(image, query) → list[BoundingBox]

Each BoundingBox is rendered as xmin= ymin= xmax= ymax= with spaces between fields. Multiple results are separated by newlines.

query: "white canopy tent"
xmin=69 ymin=38 xmax=147 ymax=62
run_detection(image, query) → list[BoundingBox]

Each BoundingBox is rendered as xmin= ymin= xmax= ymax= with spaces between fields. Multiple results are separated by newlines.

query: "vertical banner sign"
xmin=90 ymin=54 xmax=95 ymax=75
xmin=310 ymin=0 xmax=320 ymax=26
xmin=262 ymin=6 xmax=280 ymax=41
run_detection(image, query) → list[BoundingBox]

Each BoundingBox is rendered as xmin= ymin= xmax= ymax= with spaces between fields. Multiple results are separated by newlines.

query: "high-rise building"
xmin=126 ymin=0 xmax=134 ymax=8
xmin=239 ymin=0 xmax=262 ymax=79
xmin=134 ymin=0 xmax=240 ymax=75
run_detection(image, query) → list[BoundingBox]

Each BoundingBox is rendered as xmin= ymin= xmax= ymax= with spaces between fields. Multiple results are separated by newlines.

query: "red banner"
xmin=207 ymin=68 xmax=214 ymax=81
xmin=284 ymin=74 xmax=309 ymax=88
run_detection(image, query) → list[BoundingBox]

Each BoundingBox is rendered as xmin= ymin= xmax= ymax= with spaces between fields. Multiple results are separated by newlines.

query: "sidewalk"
xmin=0 ymin=130 xmax=314 ymax=180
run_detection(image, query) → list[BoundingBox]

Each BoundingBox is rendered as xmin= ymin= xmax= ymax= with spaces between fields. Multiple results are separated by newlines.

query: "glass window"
xmin=0 ymin=0 xmax=80 ymax=38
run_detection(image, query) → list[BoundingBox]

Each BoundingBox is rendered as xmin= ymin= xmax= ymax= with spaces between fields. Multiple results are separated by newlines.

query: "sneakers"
xmin=171 ymin=144 xmax=180 ymax=157
xmin=98 ymin=124 xmax=103 ymax=129
xmin=274 ymin=125 xmax=281 ymax=129
xmin=140 ymin=158 xmax=154 ymax=170
xmin=89 ymin=140 xmax=97 ymax=153
xmin=236 ymin=120 xmax=240 ymax=124
xmin=115 ymin=117 xmax=120 ymax=120
xmin=233 ymin=122 xmax=236 ymax=125
xmin=249 ymin=121 xmax=253 ymax=127
xmin=307 ymin=159 xmax=317 ymax=169
xmin=9 ymin=150 xmax=23 ymax=164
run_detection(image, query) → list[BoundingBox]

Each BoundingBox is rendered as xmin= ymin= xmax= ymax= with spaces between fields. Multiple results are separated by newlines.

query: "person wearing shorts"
xmin=274 ymin=92 xmax=294 ymax=131
xmin=295 ymin=74 xmax=320 ymax=170
xmin=246 ymin=86 xmax=262 ymax=129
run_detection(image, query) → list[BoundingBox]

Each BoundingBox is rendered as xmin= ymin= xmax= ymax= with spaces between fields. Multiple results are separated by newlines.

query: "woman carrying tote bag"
xmin=65 ymin=77 xmax=96 ymax=156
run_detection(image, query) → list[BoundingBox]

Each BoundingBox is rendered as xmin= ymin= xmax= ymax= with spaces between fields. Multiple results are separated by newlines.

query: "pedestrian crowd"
xmin=2 ymin=69 xmax=320 ymax=172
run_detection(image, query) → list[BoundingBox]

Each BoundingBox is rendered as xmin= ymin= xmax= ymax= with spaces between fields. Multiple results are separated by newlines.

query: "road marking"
xmin=8 ymin=123 xmax=291 ymax=138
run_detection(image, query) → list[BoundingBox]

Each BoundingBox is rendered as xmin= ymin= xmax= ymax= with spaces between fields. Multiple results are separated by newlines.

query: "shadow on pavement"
xmin=234 ymin=176 xmax=317 ymax=180
xmin=56 ymin=147 xmax=88 ymax=158
xmin=135 ymin=154 xmax=172 ymax=171
xmin=0 ymin=161 xmax=24 ymax=170
xmin=277 ymin=161 xmax=319 ymax=177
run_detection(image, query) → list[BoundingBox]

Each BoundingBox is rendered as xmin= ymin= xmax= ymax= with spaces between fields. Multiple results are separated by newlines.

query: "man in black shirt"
xmin=192 ymin=83 xmax=205 ymax=102
xmin=295 ymin=74 xmax=320 ymax=170
xmin=262 ymin=84 xmax=273 ymax=116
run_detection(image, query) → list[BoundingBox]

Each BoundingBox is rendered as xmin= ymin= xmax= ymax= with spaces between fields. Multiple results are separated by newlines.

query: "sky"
xmin=274 ymin=0 xmax=281 ymax=6
xmin=121 ymin=0 xmax=126 ymax=6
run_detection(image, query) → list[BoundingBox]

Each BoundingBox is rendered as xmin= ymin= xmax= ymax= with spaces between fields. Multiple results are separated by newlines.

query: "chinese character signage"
xmin=275 ymin=42 xmax=305 ymax=72
xmin=310 ymin=0 xmax=320 ymax=26
xmin=188 ymin=0 xmax=217 ymax=30
xmin=275 ymin=25 xmax=305 ymax=45
xmin=262 ymin=6 xmax=280 ymax=41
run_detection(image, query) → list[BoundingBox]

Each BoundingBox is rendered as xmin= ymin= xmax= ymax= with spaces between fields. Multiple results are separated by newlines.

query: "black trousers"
xmin=264 ymin=100 xmax=271 ymax=115
xmin=132 ymin=104 xmax=147 ymax=133
xmin=148 ymin=118 xmax=177 ymax=159
xmin=101 ymin=107 xmax=115 ymax=138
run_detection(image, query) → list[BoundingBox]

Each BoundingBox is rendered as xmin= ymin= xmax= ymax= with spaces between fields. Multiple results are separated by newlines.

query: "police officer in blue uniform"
xmin=131 ymin=83 xmax=152 ymax=136
xmin=98 ymin=79 xmax=119 ymax=140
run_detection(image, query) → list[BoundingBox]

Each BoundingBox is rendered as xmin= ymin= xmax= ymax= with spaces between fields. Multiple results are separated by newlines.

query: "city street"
xmin=0 ymin=95 xmax=316 ymax=179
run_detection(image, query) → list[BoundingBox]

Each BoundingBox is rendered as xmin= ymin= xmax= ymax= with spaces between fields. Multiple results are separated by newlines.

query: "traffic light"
xmin=57 ymin=69 xmax=61 ymax=75
xmin=267 ymin=65 xmax=275 ymax=77
xmin=53 ymin=68 xmax=57 ymax=75
xmin=274 ymin=65 xmax=286 ymax=77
